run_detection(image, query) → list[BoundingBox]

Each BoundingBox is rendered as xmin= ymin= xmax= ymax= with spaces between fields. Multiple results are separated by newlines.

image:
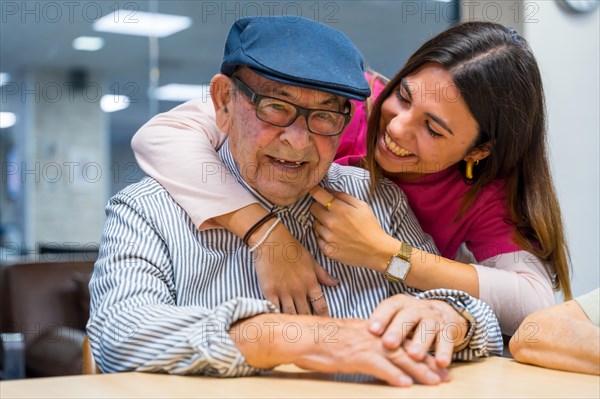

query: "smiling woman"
xmin=373 ymin=63 xmax=484 ymax=180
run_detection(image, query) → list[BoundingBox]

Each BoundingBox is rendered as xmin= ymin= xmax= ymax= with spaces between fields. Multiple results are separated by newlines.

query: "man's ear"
xmin=463 ymin=141 xmax=492 ymax=163
xmin=210 ymin=74 xmax=234 ymax=132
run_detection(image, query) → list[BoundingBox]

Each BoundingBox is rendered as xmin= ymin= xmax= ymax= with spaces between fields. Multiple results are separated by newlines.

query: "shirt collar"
xmin=217 ymin=139 xmax=316 ymax=219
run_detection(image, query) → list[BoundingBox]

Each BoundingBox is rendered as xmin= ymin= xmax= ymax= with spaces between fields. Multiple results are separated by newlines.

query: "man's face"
xmin=223 ymin=70 xmax=346 ymax=206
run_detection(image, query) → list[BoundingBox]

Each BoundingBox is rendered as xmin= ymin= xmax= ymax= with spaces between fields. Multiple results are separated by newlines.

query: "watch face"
xmin=387 ymin=256 xmax=410 ymax=281
xmin=559 ymin=0 xmax=599 ymax=13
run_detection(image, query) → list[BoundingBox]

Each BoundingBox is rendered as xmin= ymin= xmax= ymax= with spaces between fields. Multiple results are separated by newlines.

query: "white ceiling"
xmin=0 ymin=0 xmax=456 ymax=144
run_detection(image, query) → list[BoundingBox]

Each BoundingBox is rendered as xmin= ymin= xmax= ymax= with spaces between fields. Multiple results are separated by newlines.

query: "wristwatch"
xmin=434 ymin=296 xmax=476 ymax=352
xmin=384 ymin=242 xmax=413 ymax=283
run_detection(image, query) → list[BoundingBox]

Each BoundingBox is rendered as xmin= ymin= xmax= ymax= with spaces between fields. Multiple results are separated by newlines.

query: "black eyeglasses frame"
xmin=231 ymin=76 xmax=351 ymax=137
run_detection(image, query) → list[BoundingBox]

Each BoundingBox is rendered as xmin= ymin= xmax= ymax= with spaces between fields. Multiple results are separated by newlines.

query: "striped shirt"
xmin=88 ymin=140 xmax=503 ymax=376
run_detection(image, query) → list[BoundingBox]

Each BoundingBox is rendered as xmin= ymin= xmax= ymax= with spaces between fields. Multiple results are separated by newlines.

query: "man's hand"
xmin=252 ymin=222 xmax=338 ymax=315
xmin=231 ymin=314 xmax=450 ymax=387
xmin=368 ymin=294 xmax=470 ymax=367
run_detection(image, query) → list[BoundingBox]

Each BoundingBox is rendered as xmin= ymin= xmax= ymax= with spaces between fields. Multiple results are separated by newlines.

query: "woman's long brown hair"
xmin=365 ymin=22 xmax=572 ymax=299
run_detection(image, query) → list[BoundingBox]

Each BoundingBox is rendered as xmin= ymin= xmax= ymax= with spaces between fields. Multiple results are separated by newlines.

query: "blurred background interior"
xmin=0 ymin=0 xmax=598 ymax=378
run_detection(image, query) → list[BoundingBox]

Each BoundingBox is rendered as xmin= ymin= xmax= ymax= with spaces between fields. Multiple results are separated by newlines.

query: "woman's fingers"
xmin=313 ymin=262 xmax=339 ymax=287
xmin=306 ymin=286 xmax=328 ymax=316
xmin=310 ymin=186 xmax=335 ymax=208
xmin=280 ymin=298 xmax=297 ymax=315
xmin=330 ymin=190 xmax=365 ymax=208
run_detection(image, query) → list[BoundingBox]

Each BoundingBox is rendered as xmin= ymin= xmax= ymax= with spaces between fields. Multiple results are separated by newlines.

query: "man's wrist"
xmin=431 ymin=297 xmax=475 ymax=352
xmin=231 ymin=314 xmax=330 ymax=368
xmin=230 ymin=313 xmax=287 ymax=368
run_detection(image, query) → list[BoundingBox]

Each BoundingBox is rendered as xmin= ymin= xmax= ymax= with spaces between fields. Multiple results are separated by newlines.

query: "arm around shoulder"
xmin=131 ymin=99 xmax=256 ymax=229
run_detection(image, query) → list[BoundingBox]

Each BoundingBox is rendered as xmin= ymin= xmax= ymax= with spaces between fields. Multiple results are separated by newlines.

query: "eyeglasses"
xmin=232 ymin=77 xmax=351 ymax=136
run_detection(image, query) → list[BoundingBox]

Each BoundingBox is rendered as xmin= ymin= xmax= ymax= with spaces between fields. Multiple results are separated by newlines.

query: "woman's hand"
xmin=368 ymin=294 xmax=470 ymax=368
xmin=252 ymin=222 xmax=339 ymax=316
xmin=310 ymin=186 xmax=399 ymax=272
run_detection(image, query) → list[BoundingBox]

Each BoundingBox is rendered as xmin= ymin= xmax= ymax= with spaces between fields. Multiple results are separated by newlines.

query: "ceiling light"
xmin=0 ymin=72 xmax=10 ymax=86
xmin=73 ymin=36 xmax=105 ymax=51
xmin=153 ymin=84 xmax=210 ymax=102
xmin=93 ymin=11 xmax=192 ymax=38
xmin=0 ymin=112 xmax=17 ymax=128
xmin=100 ymin=95 xmax=130 ymax=113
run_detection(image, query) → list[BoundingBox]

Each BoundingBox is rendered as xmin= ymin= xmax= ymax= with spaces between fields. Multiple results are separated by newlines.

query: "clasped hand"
xmin=302 ymin=294 xmax=467 ymax=385
xmin=240 ymin=293 xmax=468 ymax=387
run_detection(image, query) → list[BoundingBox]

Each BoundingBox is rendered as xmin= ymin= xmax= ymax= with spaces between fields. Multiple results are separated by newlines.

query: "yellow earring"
xmin=465 ymin=161 xmax=474 ymax=179
xmin=465 ymin=160 xmax=480 ymax=180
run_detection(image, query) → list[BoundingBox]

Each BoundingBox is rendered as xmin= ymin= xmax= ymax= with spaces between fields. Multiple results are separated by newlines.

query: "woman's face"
xmin=375 ymin=62 xmax=483 ymax=179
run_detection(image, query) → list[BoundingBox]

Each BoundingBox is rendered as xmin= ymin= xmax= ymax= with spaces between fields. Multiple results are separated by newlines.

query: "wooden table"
xmin=1 ymin=357 xmax=598 ymax=398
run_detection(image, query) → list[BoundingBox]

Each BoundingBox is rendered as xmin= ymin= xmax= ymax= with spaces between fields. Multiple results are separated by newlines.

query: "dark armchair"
xmin=1 ymin=257 xmax=95 ymax=377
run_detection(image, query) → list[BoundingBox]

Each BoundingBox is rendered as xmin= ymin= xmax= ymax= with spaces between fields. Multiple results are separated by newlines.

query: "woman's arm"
xmin=310 ymin=187 xmax=554 ymax=335
xmin=472 ymin=251 xmax=555 ymax=335
xmin=398 ymin=250 xmax=554 ymax=336
xmin=131 ymin=99 xmax=257 ymax=230
xmin=509 ymin=291 xmax=600 ymax=375
xmin=310 ymin=187 xmax=480 ymax=296
xmin=131 ymin=99 xmax=337 ymax=316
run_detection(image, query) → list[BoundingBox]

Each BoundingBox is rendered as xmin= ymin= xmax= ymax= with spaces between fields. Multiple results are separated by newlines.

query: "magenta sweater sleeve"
xmin=131 ymin=99 xmax=257 ymax=230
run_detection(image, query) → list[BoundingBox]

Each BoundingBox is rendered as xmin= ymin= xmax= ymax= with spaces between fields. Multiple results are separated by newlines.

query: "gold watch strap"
xmin=397 ymin=242 xmax=413 ymax=262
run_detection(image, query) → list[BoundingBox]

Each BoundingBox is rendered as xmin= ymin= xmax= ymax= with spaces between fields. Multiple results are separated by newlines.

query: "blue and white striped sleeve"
xmin=389 ymin=283 xmax=504 ymax=360
xmin=87 ymin=191 xmax=277 ymax=376
xmin=414 ymin=289 xmax=504 ymax=360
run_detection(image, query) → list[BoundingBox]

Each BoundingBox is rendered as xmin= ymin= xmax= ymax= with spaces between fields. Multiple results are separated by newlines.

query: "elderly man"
xmin=88 ymin=16 xmax=502 ymax=387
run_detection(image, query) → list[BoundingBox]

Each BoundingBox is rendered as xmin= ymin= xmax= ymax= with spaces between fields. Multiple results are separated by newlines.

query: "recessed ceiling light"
xmin=0 ymin=112 xmax=17 ymax=129
xmin=153 ymin=84 xmax=210 ymax=102
xmin=93 ymin=11 xmax=192 ymax=38
xmin=73 ymin=36 xmax=105 ymax=51
xmin=100 ymin=95 xmax=130 ymax=113
xmin=0 ymin=72 xmax=10 ymax=86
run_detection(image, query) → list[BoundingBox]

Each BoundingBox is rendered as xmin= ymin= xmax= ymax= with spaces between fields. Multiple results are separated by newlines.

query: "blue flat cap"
xmin=221 ymin=16 xmax=370 ymax=101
